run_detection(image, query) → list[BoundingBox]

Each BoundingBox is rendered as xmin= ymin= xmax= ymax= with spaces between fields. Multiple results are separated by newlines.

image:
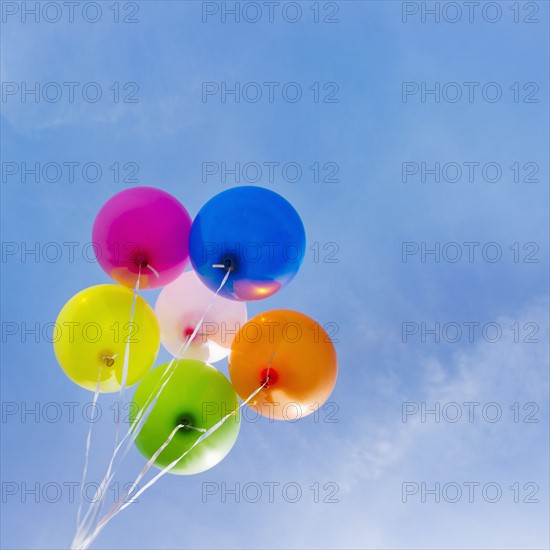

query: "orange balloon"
xmin=228 ymin=309 xmax=337 ymax=421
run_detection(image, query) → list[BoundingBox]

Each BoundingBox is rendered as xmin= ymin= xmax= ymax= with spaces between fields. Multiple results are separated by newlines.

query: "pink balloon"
xmin=155 ymin=270 xmax=247 ymax=363
xmin=92 ymin=187 xmax=191 ymax=289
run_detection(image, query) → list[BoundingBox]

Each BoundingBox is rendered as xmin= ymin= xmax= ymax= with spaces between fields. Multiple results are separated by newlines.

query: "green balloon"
xmin=131 ymin=359 xmax=240 ymax=475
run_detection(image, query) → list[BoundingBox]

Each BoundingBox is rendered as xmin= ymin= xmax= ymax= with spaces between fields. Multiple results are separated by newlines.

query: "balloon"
xmin=92 ymin=187 xmax=192 ymax=289
xmin=189 ymin=186 xmax=306 ymax=301
xmin=229 ymin=310 xmax=337 ymax=421
xmin=154 ymin=270 xmax=247 ymax=363
xmin=53 ymin=285 xmax=160 ymax=393
xmin=131 ymin=360 xmax=240 ymax=475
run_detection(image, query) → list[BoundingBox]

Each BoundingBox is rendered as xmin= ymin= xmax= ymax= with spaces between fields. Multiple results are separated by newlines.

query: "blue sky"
xmin=1 ymin=1 xmax=549 ymax=548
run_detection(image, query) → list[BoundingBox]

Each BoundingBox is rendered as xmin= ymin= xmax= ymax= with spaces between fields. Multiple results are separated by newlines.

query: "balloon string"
xmin=126 ymin=266 xmax=232 ymax=440
xmin=73 ymin=267 xmax=141 ymax=544
xmin=74 ymin=422 xmax=185 ymax=550
xmin=119 ymin=265 xmax=141 ymax=404
xmin=79 ymin=380 xmax=268 ymax=549
xmin=74 ymin=350 xmax=186 ymax=546
xmin=122 ymin=382 xmax=267 ymax=514
xmin=123 ymin=266 xmax=232 ymax=445
xmin=183 ymin=425 xmax=207 ymax=433
xmin=75 ymin=364 xmax=103 ymax=532
xmin=74 ymin=267 xmax=232 ymax=546
xmin=266 ymin=351 xmax=275 ymax=380
xmin=96 ymin=266 xmax=233 ymax=473
xmin=145 ymin=263 xmax=160 ymax=279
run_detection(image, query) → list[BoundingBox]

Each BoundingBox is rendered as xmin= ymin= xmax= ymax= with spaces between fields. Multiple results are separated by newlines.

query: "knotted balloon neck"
xmin=134 ymin=257 xmax=160 ymax=279
xmin=259 ymin=351 xmax=278 ymax=388
xmin=102 ymin=354 xmax=117 ymax=367
xmin=212 ymin=258 xmax=235 ymax=271
xmin=177 ymin=415 xmax=206 ymax=433
xmin=182 ymin=327 xmax=203 ymax=343
xmin=260 ymin=367 xmax=279 ymax=388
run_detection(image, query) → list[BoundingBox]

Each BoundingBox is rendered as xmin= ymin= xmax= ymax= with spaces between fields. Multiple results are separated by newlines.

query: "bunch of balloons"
xmin=54 ymin=186 xmax=337 ymax=546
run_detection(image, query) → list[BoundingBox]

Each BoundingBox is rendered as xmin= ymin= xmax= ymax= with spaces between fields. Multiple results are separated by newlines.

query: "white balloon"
xmin=155 ymin=270 xmax=247 ymax=363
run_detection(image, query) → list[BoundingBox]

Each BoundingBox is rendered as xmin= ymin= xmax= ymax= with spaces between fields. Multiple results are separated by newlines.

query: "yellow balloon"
xmin=53 ymin=285 xmax=160 ymax=393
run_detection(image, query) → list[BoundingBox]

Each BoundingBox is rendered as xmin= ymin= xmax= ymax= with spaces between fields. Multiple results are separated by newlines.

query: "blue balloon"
xmin=189 ymin=186 xmax=306 ymax=301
